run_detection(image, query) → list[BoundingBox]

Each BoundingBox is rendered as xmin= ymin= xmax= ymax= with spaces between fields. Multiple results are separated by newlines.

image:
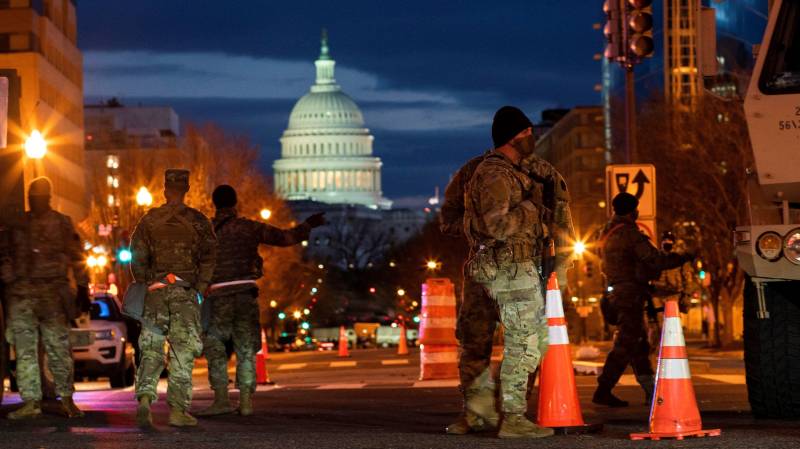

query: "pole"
xmin=624 ymin=66 xmax=637 ymax=163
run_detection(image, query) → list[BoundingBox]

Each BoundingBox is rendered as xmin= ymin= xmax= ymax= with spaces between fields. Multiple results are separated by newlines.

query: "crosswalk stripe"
xmin=381 ymin=359 xmax=410 ymax=366
xmin=316 ymin=383 xmax=366 ymax=390
xmin=330 ymin=361 xmax=357 ymax=368
xmin=277 ymin=363 xmax=308 ymax=370
xmin=413 ymin=379 xmax=459 ymax=388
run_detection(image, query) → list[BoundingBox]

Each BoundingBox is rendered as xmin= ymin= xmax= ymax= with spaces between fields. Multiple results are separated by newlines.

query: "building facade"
xmin=0 ymin=0 xmax=86 ymax=220
xmin=273 ymin=32 xmax=391 ymax=210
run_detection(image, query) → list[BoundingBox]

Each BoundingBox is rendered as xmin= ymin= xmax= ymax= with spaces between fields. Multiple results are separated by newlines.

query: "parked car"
xmin=70 ymin=292 xmax=136 ymax=388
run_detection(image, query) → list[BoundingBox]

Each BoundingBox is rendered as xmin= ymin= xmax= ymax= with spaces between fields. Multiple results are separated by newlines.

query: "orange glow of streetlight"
xmin=24 ymin=130 xmax=47 ymax=159
xmin=426 ymin=260 xmax=439 ymax=270
xmin=136 ymin=186 xmax=153 ymax=207
xmin=260 ymin=208 xmax=272 ymax=220
xmin=573 ymin=241 xmax=586 ymax=256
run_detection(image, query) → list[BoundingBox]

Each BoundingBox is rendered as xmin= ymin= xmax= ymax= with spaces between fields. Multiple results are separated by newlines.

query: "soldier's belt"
xmin=208 ymin=279 xmax=257 ymax=293
xmin=148 ymin=273 xmax=191 ymax=291
xmin=481 ymin=241 xmax=540 ymax=264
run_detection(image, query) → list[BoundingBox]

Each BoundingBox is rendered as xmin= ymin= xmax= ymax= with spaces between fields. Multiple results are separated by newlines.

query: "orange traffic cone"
xmin=256 ymin=329 xmax=274 ymax=385
xmin=537 ymin=273 xmax=602 ymax=434
xmin=338 ymin=325 xmax=350 ymax=358
xmin=630 ymin=300 xmax=721 ymax=440
xmin=397 ymin=323 xmax=409 ymax=356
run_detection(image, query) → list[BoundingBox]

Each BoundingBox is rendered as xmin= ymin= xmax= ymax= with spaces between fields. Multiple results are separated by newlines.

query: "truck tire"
xmin=743 ymin=276 xmax=800 ymax=418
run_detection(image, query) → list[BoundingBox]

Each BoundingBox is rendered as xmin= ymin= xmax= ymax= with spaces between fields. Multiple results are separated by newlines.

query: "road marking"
xmin=695 ymin=374 xmax=746 ymax=385
xmin=330 ymin=361 xmax=357 ymax=368
xmin=413 ymin=380 xmax=460 ymax=388
xmin=316 ymin=383 xmax=366 ymax=390
xmin=277 ymin=363 xmax=308 ymax=370
xmin=381 ymin=359 xmax=410 ymax=366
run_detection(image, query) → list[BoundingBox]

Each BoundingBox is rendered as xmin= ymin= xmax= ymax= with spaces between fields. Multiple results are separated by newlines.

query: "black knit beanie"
xmin=612 ymin=192 xmax=639 ymax=216
xmin=492 ymin=106 xmax=533 ymax=148
xmin=212 ymin=184 xmax=238 ymax=209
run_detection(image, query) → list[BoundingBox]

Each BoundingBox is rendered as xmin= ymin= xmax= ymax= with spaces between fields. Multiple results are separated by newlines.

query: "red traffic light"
xmin=629 ymin=12 xmax=653 ymax=33
xmin=630 ymin=35 xmax=655 ymax=57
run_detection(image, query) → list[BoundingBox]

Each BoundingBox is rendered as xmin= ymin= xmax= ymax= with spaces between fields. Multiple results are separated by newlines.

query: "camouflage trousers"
xmin=5 ymin=281 xmax=74 ymax=401
xmin=135 ymin=285 xmax=202 ymax=411
xmin=470 ymin=261 xmax=549 ymax=414
xmin=456 ymin=265 xmax=497 ymax=393
xmin=203 ymin=290 xmax=261 ymax=394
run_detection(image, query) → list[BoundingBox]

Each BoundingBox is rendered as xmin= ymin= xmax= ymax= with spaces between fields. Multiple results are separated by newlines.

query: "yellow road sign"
xmin=606 ymin=164 xmax=656 ymax=219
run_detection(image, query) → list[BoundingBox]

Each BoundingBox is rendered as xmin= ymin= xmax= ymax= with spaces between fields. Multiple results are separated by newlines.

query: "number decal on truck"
xmin=778 ymin=120 xmax=800 ymax=130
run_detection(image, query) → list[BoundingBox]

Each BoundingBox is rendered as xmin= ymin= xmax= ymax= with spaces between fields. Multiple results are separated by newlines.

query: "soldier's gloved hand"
xmin=76 ymin=285 xmax=91 ymax=313
xmin=304 ymin=212 xmax=326 ymax=228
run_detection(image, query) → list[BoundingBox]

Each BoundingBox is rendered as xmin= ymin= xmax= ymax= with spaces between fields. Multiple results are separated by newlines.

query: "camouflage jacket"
xmin=600 ymin=215 xmax=685 ymax=287
xmin=210 ymin=207 xmax=310 ymax=290
xmin=130 ymin=203 xmax=216 ymax=292
xmin=7 ymin=209 xmax=89 ymax=285
xmin=464 ymin=151 xmax=546 ymax=256
xmin=440 ymin=152 xmax=490 ymax=237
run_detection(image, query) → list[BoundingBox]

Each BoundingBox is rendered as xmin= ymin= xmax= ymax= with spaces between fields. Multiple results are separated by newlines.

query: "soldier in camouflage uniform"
xmin=197 ymin=185 xmax=324 ymax=417
xmin=593 ymin=193 xmax=693 ymax=407
xmin=459 ymin=106 xmax=561 ymax=439
xmin=2 ymin=177 xmax=89 ymax=419
xmin=130 ymin=169 xmax=216 ymax=427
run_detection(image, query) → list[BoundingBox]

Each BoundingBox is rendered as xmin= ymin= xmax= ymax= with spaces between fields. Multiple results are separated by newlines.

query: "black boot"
xmin=592 ymin=387 xmax=629 ymax=407
xmin=637 ymin=375 xmax=655 ymax=405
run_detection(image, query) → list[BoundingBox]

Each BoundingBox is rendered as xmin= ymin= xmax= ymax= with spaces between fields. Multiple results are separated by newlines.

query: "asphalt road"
xmin=0 ymin=346 xmax=798 ymax=449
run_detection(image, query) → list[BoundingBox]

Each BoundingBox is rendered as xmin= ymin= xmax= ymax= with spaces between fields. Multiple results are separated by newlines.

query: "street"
xmin=1 ymin=345 xmax=797 ymax=449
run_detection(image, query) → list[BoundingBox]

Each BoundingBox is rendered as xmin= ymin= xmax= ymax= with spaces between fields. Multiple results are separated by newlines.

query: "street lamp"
xmin=260 ymin=208 xmax=272 ymax=220
xmin=426 ymin=260 xmax=439 ymax=270
xmin=573 ymin=241 xmax=586 ymax=256
xmin=136 ymin=186 xmax=153 ymax=207
xmin=24 ymin=130 xmax=47 ymax=159
xmin=397 ymin=288 xmax=406 ymax=297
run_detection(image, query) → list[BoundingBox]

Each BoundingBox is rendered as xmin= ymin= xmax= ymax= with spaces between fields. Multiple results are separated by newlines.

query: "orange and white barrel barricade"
xmin=537 ymin=273 xmax=602 ymax=434
xmin=418 ymin=278 xmax=458 ymax=380
xmin=630 ymin=300 xmax=720 ymax=440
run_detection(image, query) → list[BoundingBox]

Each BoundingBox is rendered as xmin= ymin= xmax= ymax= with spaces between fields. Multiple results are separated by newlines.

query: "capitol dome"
xmin=273 ymin=31 xmax=391 ymax=209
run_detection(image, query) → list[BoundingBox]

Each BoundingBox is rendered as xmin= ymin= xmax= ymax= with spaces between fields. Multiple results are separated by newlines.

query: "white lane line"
xmin=413 ymin=380 xmax=460 ymax=388
xmin=316 ymin=383 xmax=366 ymax=390
xmin=330 ymin=361 xmax=358 ymax=368
xmin=695 ymin=374 xmax=746 ymax=385
xmin=381 ymin=359 xmax=410 ymax=366
xmin=277 ymin=363 xmax=308 ymax=370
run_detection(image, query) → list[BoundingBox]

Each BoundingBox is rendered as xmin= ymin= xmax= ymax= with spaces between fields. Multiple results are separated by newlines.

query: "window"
xmin=760 ymin=0 xmax=800 ymax=94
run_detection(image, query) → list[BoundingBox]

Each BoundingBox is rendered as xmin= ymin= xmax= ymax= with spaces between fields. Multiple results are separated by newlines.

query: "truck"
xmin=735 ymin=0 xmax=800 ymax=419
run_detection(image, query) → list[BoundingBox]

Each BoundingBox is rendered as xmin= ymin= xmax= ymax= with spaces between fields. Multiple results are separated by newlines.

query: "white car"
xmin=70 ymin=292 xmax=136 ymax=388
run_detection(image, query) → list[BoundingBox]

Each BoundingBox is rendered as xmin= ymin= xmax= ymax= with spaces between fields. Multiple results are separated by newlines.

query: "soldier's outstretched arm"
xmin=195 ymin=217 xmax=217 ymax=293
xmin=477 ymin=171 xmax=540 ymax=241
xmin=256 ymin=220 xmax=312 ymax=247
xmin=632 ymin=230 xmax=687 ymax=272
xmin=130 ymin=219 xmax=151 ymax=283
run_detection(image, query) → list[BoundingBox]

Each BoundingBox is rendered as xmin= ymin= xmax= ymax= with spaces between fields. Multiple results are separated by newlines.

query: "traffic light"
xmin=626 ymin=0 xmax=654 ymax=58
xmin=603 ymin=0 xmax=623 ymax=60
xmin=117 ymin=247 xmax=132 ymax=263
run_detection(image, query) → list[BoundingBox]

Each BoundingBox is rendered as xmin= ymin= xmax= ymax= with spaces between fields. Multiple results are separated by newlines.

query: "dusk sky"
xmin=79 ymin=0 xmax=604 ymax=207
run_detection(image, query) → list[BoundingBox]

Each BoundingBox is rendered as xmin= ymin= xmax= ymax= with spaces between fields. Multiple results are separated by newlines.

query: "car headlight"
xmin=756 ymin=232 xmax=783 ymax=261
xmin=784 ymin=229 xmax=800 ymax=265
xmin=95 ymin=329 xmax=115 ymax=340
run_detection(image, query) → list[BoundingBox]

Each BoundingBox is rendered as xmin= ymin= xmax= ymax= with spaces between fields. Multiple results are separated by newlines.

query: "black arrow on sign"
xmin=632 ymin=170 xmax=650 ymax=199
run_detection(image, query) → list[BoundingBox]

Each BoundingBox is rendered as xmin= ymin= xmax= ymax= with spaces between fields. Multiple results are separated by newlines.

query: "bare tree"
xmin=637 ymin=97 xmax=752 ymax=346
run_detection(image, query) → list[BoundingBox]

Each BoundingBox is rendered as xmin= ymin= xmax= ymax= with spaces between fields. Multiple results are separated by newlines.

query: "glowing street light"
xmin=303 ymin=308 xmax=311 ymax=315
xmin=260 ymin=208 xmax=272 ymax=220
xmin=397 ymin=288 xmax=406 ymax=297
xmin=573 ymin=241 xmax=586 ymax=256
xmin=136 ymin=186 xmax=153 ymax=207
xmin=24 ymin=130 xmax=47 ymax=159
xmin=269 ymin=300 xmax=278 ymax=308
xmin=426 ymin=260 xmax=439 ymax=270
xmin=292 ymin=310 xmax=302 ymax=319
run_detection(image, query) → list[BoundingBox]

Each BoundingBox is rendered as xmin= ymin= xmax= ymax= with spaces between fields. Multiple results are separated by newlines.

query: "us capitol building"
xmin=273 ymin=32 xmax=391 ymax=210
xmin=273 ymin=32 xmax=426 ymax=268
